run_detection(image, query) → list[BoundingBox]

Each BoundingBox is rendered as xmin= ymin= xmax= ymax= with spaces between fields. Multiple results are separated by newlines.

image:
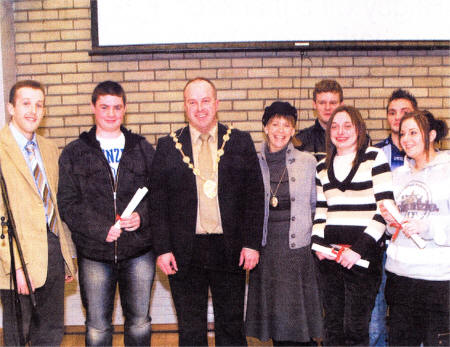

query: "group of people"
xmin=0 ymin=77 xmax=447 ymax=347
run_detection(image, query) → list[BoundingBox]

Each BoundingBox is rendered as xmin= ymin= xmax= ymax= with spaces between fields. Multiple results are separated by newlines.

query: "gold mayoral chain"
xmin=170 ymin=125 xmax=233 ymax=199
xmin=270 ymin=166 xmax=287 ymax=208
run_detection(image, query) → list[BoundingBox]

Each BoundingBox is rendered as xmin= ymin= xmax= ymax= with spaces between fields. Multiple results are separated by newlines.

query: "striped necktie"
xmin=25 ymin=141 xmax=58 ymax=236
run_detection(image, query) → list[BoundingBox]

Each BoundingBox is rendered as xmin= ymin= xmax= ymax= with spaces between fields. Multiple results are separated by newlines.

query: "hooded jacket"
xmin=57 ymin=126 xmax=154 ymax=262
xmin=386 ymin=151 xmax=450 ymax=281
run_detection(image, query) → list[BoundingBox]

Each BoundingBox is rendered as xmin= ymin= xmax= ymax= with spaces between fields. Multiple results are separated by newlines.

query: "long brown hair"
xmin=325 ymin=105 xmax=368 ymax=169
xmin=399 ymin=110 xmax=449 ymax=160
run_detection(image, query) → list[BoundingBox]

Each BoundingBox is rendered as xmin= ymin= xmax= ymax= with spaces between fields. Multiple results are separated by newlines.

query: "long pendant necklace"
xmin=170 ymin=125 xmax=233 ymax=198
xmin=270 ymin=166 xmax=287 ymax=207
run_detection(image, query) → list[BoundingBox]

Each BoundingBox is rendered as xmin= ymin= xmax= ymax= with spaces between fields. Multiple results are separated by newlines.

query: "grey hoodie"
xmin=386 ymin=151 xmax=450 ymax=281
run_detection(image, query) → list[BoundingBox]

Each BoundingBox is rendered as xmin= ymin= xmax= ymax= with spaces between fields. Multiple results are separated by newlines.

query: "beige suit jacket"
xmin=0 ymin=125 xmax=75 ymax=289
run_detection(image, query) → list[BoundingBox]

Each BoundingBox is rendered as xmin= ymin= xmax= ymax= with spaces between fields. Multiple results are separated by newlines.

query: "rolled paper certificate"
xmin=311 ymin=243 xmax=370 ymax=268
xmin=383 ymin=200 xmax=426 ymax=249
xmin=114 ymin=187 xmax=149 ymax=229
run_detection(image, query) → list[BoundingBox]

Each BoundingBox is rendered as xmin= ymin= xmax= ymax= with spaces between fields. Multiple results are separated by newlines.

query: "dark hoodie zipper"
xmin=111 ymin=165 xmax=120 ymax=264
xmin=85 ymin=127 xmax=136 ymax=263
xmin=96 ymin=141 xmax=127 ymax=264
xmin=97 ymin=148 xmax=120 ymax=263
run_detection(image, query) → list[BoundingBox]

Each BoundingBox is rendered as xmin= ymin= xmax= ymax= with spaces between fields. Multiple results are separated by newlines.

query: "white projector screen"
xmin=90 ymin=0 xmax=450 ymax=54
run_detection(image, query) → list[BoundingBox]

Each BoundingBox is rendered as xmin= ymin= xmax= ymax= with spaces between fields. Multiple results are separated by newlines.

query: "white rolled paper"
xmin=383 ymin=200 xmax=426 ymax=249
xmin=114 ymin=187 xmax=149 ymax=229
xmin=311 ymin=243 xmax=370 ymax=268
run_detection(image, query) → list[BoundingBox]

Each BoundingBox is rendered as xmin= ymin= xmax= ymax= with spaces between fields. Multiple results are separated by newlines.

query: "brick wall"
xmin=8 ymin=0 xmax=450 ymax=326
xmin=13 ymin=0 xmax=450 ymax=150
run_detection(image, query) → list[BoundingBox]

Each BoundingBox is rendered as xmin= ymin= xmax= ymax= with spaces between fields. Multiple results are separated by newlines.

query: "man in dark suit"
xmin=150 ymin=77 xmax=264 ymax=346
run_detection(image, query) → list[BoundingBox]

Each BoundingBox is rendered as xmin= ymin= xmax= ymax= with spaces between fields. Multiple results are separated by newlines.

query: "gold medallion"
xmin=171 ymin=126 xmax=233 ymax=187
xmin=270 ymin=196 xmax=278 ymax=207
xmin=203 ymin=180 xmax=217 ymax=199
xmin=269 ymin=166 xmax=287 ymax=208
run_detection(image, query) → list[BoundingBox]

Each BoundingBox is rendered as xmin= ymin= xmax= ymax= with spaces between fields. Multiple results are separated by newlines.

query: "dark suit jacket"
xmin=150 ymin=123 xmax=264 ymax=273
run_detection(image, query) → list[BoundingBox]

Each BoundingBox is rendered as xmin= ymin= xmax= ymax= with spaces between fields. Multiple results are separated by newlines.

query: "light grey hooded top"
xmin=386 ymin=150 xmax=450 ymax=281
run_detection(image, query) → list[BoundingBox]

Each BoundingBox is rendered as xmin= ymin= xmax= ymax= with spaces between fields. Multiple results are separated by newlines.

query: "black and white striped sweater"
xmin=312 ymin=146 xmax=394 ymax=261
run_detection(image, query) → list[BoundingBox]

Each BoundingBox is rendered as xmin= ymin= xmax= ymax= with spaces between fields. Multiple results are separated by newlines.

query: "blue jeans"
xmin=369 ymin=251 xmax=388 ymax=346
xmin=78 ymin=251 xmax=155 ymax=346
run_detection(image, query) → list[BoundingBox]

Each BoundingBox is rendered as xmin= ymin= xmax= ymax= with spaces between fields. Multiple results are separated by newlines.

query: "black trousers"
xmin=318 ymin=259 xmax=380 ymax=346
xmin=168 ymin=235 xmax=247 ymax=346
xmin=385 ymin=271 xmax=450 ymax=346
xmin=0 ymin=231 xmax=65 ymax=346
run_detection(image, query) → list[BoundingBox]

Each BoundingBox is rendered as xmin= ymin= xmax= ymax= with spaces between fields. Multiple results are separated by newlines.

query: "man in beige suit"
xmin=0 ymin=80 xmax=76 ymax=346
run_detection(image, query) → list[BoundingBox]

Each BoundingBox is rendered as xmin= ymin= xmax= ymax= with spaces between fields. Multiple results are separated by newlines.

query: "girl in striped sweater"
xmin=312 ymin=105 xmax=394 ymax=346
